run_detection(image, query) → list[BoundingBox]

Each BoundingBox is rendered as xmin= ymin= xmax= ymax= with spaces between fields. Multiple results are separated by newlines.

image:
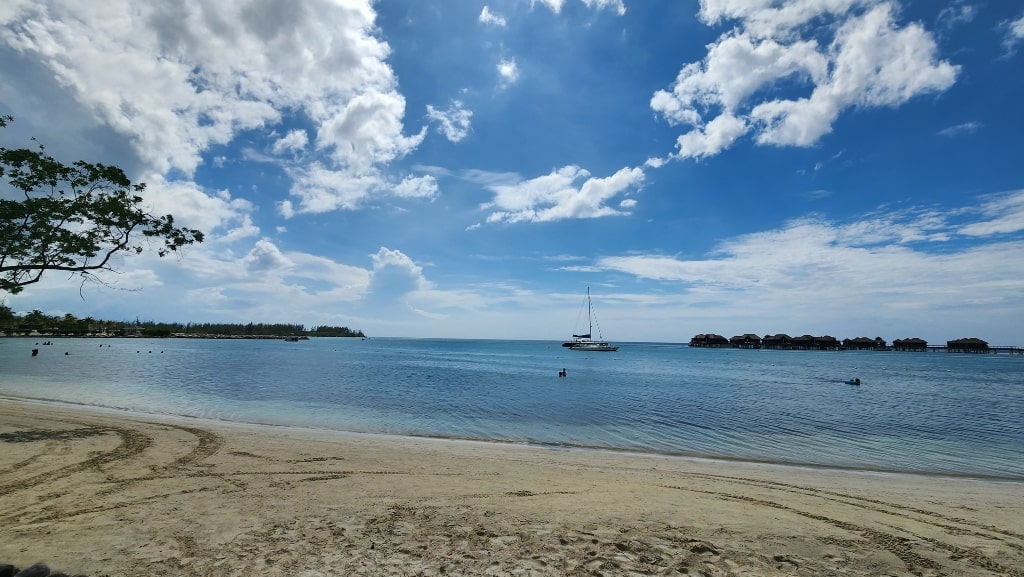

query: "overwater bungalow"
xmin=947 ymin=337 xmax=989 ymax=353
xmin=689 ymin=333 xmax=730 ymax=347
xmin=816 ymin=335 xmax=841 ymax=350
xmin=790 ymin=335 xmax=841 ymax=350
xmin=893 ymin=338 xmax=928 ymax=352
xmin=843 ymin=336 xmax=887 ymax=350
xmin=762 ymin=334 xmax=794 ymax=350
xmin=729 ymin=334 xmax=762 ymax=349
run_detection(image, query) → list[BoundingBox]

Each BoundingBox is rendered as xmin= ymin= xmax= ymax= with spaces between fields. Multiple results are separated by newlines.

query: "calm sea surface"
xmin=1 ymin=337 xmax=1022 ymax=479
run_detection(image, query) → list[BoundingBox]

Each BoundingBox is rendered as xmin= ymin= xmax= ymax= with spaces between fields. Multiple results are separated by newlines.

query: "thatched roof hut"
xmin=729 ymin=334 xmax=762 ymax=348
xmin=843 ymin=337 xmax=887 ymax=350
xmin=762 ymin=334 xmax=793 ymax=349
xmin=893 ymin=337 xmax=928 ymax=352
xmin=947 ymin=337 xmax=989 ymax=353
xmin=689 ymin=333 xmax=729 ymax=347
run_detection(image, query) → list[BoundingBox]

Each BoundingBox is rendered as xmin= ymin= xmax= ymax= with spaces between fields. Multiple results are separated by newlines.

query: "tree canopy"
xmin=0 ymin=309 xmax=366 ymax=339
xmin=0 ymin=115 xmax=203 ymax=294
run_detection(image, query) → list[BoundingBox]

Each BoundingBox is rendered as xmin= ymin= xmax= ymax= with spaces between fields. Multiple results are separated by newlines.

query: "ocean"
xmin=1 ymin=336 xmax=1022 ymax=480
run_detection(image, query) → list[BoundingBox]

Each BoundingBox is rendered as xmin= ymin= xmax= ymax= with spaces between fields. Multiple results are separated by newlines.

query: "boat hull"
xmin=567 ymin=341 xmax=618 ymax=352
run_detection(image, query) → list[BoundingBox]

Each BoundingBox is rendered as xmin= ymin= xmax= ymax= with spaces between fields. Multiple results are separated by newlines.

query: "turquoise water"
xmin=1 ymin=337 xmax=1022 ymax=479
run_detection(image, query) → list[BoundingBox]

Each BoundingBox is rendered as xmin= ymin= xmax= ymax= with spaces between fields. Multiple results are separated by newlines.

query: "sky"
xmin=1 ymin=0 xmax=1023 ymax=345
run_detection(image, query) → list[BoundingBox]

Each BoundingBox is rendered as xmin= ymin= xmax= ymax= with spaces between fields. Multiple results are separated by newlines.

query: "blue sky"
xmin=2 ymin=0 xmax=1023 ymax=345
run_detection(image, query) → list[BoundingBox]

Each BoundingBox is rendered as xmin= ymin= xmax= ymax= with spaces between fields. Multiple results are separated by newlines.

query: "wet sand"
xmin=1 ymin=399 xmax=1022 ymax=576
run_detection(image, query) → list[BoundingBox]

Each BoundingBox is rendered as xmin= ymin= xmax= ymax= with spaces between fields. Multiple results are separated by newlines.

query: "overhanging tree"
xmin=1 ymin=116 xmax=203 ymax=294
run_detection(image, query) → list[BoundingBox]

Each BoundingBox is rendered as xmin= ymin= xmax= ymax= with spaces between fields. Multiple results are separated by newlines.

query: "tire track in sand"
xmin=0 ymin=425 xmax=152 ymax=497
xmin=664 ymin=475 xmax=1024 ymax=577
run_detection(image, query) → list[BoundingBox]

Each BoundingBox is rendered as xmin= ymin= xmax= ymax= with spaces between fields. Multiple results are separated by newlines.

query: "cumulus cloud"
xmin=393 ymin=175 xmax=439 ymax=200
xmin=481 ymin=165 xmax=644 ymax=224
xmin=365 ymin=247 xmax=432 ymax=312
xmin=497 ymin=58 xmax=519 ymax=88
xmin=272 ymin=130 xmax=309 ymax=155
xmin=652 ymin=0 xmax=958 ymax=159
xmin=279 ymin=163 xmax=438 ymax=217
xmin=0 ymin=0 xmax=426 ymax=218
xmin=426 ymin=100 xmax=473 ymax=142
xmin=143 ymin=175 xmax=258 ymax=242
xmin=283 ymin=163 xmax=386 ymax=215
xmin=243 ymin=239 xmax=294 ymax=274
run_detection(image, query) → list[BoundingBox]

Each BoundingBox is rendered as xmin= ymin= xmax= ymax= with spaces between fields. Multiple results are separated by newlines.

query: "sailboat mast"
xmin=587 ymin=287 xmax=593 ymax=336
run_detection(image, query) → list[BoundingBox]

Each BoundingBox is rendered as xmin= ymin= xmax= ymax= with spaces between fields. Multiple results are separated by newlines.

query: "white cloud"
xmin=372 ymin=247 xmax=423 ymax=275
xmin=697 ymin=0 xmax=869 ymax=38
xmin=1003 ymin=14 xmax=1024 ymax=51
xmin=581 ymin=0 xmax=626 ymax=16
xmin=426 ymin=100 xmax=473 ymax=142
xmin=393 ymin=175 xmax=439 ymax=200
xmin=482 ymin=165 xmax=644 ymax=224
xmin=284 ymin=163 xmax=384 ymax=215
xmin=937 ymin=121 xmax=981 ymax=137
xmin=280 ymin=164 xmax=439 ymax=217
xmin=937 ymin=2 xmax=976 ymax=29
xmin=674 ymin=113 xmax=748 ymax=159
xmin=497 ymin=58 xmax=519 ymax=88
xmin=532 ymin=0 xmax=566 ymax=13
xmin=0 ymin=0 xmax=426 ymax=216
xmin=532 ymin=0 xmax=625 ymax=16
xmin=1013 ymin=15 xmax=1024 ymax=39
xmin=594 ymin=193 xmax=1024 ymax=336
xmin=272 ymin=129 xmax=309 ymax=155
xmin=653 ymin=0 xmax=958 ymax=159
xmin=644 ymin=156 xmax=667 ymax=169
xmin=479 ymin=6 xmax=507 ymax=27
xmin=365 ymin=247 xmax=433 ymax=316
xmin=143 ymin=175 xmax=258 ymax=242
xmin=243 ymin=239 xmax=294 ymax=274
xmin=277 ymin=200 xmax=296 ymax=219
xmin=317 ymin=89 xmax=426 ymax=173
xmin=958 ymin=190 xmax=1024 ymax=237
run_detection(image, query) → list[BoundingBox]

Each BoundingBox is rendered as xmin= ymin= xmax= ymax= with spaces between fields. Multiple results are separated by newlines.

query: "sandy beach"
xmin=1 ymin=399 xmax=1022 ymax=576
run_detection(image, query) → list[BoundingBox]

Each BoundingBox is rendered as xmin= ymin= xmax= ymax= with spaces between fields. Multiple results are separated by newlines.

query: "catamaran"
xmin=562 ymin=287 xmax=618 ymax=352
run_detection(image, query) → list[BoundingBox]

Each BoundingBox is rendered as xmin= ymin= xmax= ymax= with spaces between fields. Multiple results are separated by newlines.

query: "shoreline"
xmin=2 ymin=398 xmax=1023 ymax=576
xmin=6 ymin=394 xmax=1022 ymax=484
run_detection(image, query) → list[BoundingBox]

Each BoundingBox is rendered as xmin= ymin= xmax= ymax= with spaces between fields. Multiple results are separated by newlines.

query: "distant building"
xmin=947 ymin=337 xmax=989 ymax=353
xmin=762 ymin=334 xmax=794 ymax=350
xmin=892 ymin=338 xmax=928 ymax=352
xmin=790 ymin=335 xmax=841 ymax=350
xmin=814 ymin=335 xmax=841 ymax=350
xmin=729 ymin=334 xmax=762 ymax=349
xmin=689 ymin=333 xmax=729 ymax=347
xmin=843 ymin=337 xmax=887 ymax=350
xmin=793 ymin=334 xmax=815 ymax=349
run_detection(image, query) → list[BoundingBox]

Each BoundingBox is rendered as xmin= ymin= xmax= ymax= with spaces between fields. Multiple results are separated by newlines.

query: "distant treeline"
xmin=0 ymin=306 xmax=365 ymax=338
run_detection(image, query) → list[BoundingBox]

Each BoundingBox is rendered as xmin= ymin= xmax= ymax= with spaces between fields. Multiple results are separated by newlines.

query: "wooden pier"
xmin=926 ymin=345 xmax=1024 ymax=355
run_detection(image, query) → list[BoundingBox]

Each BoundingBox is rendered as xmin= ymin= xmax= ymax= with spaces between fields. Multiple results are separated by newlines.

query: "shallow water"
xmin=2 ymin=337 xmax=1022 ymax=479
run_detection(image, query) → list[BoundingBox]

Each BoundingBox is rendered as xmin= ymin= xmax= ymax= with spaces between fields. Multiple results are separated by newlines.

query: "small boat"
xmin=844 ymin=378 xmax=861 ymax=385
xmin=562 ymin=287 xmax=618 ymax=352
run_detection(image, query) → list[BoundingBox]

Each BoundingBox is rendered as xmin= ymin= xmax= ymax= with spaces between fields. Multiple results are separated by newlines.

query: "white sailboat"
xmin=562 ymin=287 xmax=618 ymax=352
